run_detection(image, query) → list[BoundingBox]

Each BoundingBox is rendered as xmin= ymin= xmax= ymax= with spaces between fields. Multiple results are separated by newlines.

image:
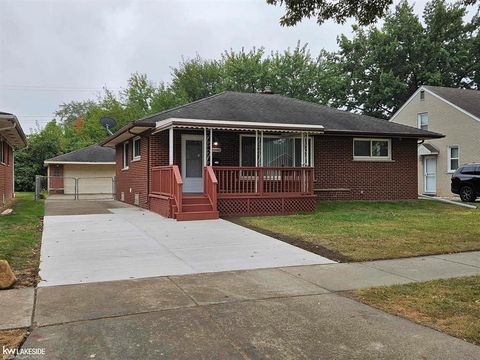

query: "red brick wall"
xmin=314 ymin=135 xmax=418 ymax=200
xmin=0 ymin=141 xmax=14 ymax=205
xmin=115 ymin=133 xmax=150 ymax=208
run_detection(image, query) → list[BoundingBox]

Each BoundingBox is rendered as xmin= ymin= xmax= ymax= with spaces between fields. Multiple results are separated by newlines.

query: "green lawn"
xmin=351 ymin=276 xmax=480 ymax=345
xmin=237 ymin=200 xmax=480 ymax=261
xmin=0 ymin=192 xmax=44 ymax=287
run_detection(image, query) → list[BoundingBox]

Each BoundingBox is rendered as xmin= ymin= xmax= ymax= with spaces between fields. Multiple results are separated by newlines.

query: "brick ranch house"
xmin=0 ymin=112 xmax=27 ymax=205
xmin=101 ymin=91 xmax=443 ymax=220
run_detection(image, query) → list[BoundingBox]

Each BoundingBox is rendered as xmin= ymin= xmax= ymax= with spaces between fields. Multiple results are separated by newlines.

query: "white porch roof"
xmin=153 ymin=117 xmax=325 ymax=134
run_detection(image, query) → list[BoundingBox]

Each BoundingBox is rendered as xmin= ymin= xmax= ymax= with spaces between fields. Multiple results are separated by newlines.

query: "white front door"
xmin=181 ymin=134 xmax=204 ymax=193
xmin=424 ymin=156 xmax=437 ymax=194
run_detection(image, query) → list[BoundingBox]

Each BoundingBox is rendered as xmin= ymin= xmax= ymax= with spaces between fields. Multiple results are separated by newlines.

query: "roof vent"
xmin=261 ymin=86 xmax=274 ymax=95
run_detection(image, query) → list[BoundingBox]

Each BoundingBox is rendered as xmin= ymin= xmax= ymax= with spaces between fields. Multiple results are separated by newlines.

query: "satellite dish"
xmin=100 ymin=117 xmax=117 ymax=135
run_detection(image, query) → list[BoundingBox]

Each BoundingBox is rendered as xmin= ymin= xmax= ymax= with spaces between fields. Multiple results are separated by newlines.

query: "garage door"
xmin=63 ymin=164 xmax=115 ymax=199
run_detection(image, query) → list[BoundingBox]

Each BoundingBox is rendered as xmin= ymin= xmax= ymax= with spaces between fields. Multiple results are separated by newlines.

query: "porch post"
xmin=203 ymin=128 xmax=207 ymax=167
xmin=300 ymin=132 xmax=305 ymax=166
xmin=168 ymin=127 xmax=174 ymax=165
xmin=260 ymin=131 xmax=264 ymax=166
xmin=255 ymin=130 xmax=258 ymax=167
xmin=209 ymin=128 xmax=213 ymax=166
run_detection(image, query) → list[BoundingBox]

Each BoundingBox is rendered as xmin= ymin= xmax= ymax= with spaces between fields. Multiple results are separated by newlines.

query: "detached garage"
xmin=44 ymin=145 xmax=116 ymax=198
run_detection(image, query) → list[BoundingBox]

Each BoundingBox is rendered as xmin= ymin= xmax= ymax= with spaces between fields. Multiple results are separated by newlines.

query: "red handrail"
xmin=213 ymin=166 xmax=314 ymax=196
xmin=172 ymin=166 xmax=183 ymax=213
xmin=204 ymin=166 xmax=218 ymax=211
xmin=151 ymin=165 xmax=183 ymax=213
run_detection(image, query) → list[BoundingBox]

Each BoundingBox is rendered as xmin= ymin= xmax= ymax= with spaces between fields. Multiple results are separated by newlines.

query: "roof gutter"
xmin=100 ymin=121 xmax=154 ymax=147
xmin=0 ymin=113 xmax=27 ymax=148
xmin=324 ymin=129 xmax=444 ymax=140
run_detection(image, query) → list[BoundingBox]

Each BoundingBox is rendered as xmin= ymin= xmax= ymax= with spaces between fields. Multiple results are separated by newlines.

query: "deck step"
xmin=181 ymin=203 xmax=213 ymax=212
xmin=175 ymin=210 xmax=219 ymax=221
xmin=182 ymin=196 xmax=211 ymax=205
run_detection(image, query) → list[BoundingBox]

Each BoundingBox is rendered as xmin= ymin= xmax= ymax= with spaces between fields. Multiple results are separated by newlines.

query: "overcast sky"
xmin=1 ymin=0 xmax=430 ymax=133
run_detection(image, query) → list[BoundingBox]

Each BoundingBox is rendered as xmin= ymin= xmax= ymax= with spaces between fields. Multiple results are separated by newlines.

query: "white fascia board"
xmin=154 ymin=118 xmax=325 ymax=133
xmin=44 ymin=161 xmax=116 ymax=165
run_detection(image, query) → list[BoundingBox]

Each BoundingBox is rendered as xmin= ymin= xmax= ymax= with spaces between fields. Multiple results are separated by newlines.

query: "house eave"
xmin=153 ymin=118 xmax=325 ymax=134
xmin=0 ymin=113 xmax=27 ymax=149
xmin=100 ymin=122 xmax=154 ymax=147
xmin=324 ymin=129 xmax=444 ymax=139
xmin=44 ymin=161 xmax=116 ymax=166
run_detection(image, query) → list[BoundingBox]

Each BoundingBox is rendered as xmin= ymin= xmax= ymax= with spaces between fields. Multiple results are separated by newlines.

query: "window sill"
xmin=353 ymin=158 xmax=394 ymax=163
xmin=121 ymin=167 xmax=129 ymax=171
xmin=131 ymin=157 xmax=141 ymax=162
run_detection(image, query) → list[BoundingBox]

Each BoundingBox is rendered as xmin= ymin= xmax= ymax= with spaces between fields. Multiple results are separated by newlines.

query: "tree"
xmin=171 ymin=56 xmax=224 ymax=101
xmin=267 ymin=0 xmax=393 ymax=26
xmin=222 ymin=48 xmax=271 ymax=93
xmin=266 ymin=0 xmax=478 ymax=26
xmin=329 ymin=0 xmax=479 ymax=118
xmin=15 ymin=121 xmax=64 ymax=191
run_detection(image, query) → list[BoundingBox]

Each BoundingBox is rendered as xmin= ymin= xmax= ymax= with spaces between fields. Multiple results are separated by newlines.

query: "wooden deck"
xmin=149 ymin=165 xmax=316 ymax=220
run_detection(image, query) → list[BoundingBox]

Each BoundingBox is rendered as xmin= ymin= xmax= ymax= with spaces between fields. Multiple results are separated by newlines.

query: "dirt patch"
xmin=228 ymin=217 xmax=351 ymax=262
xmin=0 ymin=329 xmax=29 ymax=360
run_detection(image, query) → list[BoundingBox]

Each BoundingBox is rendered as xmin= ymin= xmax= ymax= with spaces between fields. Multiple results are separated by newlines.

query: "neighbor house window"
xmin=448 ymin=146 xmax=459 ymax=172
xmin=240 ymin=135 xmax=313 ymax=167
xmin=53 ymin=166 xmax=61 ymax=176
xmin=132 ymin=137 xmax=141 ymax=160
xmin=420 ymin=90 xmax=425 ymax=100
xmin=123 ymin=142 xmax=129 ymax=169
xmin=353 ymin=139 xmax=391 ymax=160
xmin=417 ymin=113 xmax=428 ymax=130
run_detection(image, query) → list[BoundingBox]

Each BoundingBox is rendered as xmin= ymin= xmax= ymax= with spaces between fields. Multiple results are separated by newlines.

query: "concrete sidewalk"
xmin=21 ymin=259 xmax=480 ymax=359
xmin=0 ymin=288 xmax=34 ymax=330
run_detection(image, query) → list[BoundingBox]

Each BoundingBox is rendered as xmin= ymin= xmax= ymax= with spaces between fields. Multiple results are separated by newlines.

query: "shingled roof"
xmin=423 ymin=86 xmax=480 ymax=120
xmin=45 ymin=145 xmax=115 ymax=164
xmin=102 ymin=91 xmax=443 ymax=146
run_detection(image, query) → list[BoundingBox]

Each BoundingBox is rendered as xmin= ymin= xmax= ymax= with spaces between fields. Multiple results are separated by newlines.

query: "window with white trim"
xmin=132 ymin=137 xmax=141 ymax=160
xmin=420 ymin=90 xmax=425 ymax=100
xmin=353 ymin=139 xmax=391 ymax=160
xmin=417 ymin=113 xmax=428 ymax=130
xmin=123 ymin=142 xmax=129 ymax=169
xmin=448 ymin=146 xmax=459 ymax=172
xmin=240 ymin=135 xmax=313 ymax=167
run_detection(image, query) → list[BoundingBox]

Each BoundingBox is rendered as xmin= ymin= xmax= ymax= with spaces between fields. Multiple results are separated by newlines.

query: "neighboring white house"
xmin=44 ymin=145 xmax=116 ymax=197
xmin=391 ymin=86 xmax=480 ymax=197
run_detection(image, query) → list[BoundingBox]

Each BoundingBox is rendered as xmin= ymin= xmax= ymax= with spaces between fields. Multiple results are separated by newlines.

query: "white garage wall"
xmin=63 ymin=164 xmax=116 ymax=195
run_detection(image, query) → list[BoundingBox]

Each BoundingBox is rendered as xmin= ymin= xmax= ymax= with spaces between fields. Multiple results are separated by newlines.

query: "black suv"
xmin=451 ymin=163 xmax=480 ymax=202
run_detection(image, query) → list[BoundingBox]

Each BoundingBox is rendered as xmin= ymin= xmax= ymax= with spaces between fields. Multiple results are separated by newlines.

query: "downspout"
xmin=146 ymin=135 xmax=150 ymax=208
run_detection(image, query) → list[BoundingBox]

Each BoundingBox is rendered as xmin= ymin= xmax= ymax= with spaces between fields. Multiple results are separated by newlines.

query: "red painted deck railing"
xmin=151 ymin=165 xmax=183 ymax=213
xmin=203 ymin=166 xmax=218 ymax=211
xmin=213 ymin=166 xmax=314 ymax=197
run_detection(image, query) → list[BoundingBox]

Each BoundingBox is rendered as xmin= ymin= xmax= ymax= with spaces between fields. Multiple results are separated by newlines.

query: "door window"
xmin=185 ymin=140 xmax=202 ymax=177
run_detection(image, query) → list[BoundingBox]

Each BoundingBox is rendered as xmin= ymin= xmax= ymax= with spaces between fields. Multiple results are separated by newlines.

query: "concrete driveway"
xmin=39 ymin=200 xmax=333 ymax=286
